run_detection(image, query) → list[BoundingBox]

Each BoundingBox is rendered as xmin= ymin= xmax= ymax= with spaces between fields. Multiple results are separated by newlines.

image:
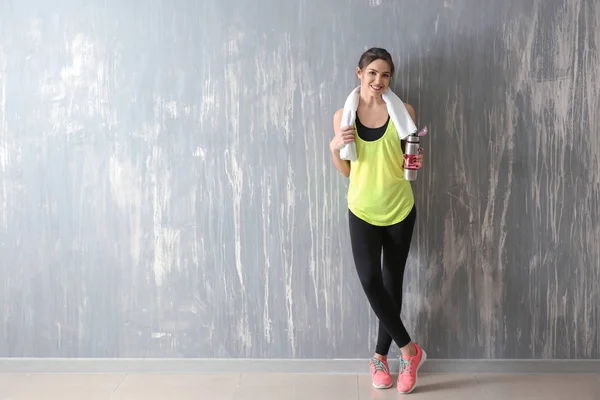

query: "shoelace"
xmin=398 ymin=357 xmax=412 ymax=375
xmin=369 ymin=358 xmax=389 ymax=374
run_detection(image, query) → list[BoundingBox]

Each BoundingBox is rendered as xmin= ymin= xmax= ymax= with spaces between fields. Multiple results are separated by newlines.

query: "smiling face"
xmin=356 ymin=57 xmax=393 ymax=97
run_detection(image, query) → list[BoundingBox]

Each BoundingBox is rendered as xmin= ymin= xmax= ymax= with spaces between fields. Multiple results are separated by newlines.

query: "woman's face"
xmin=357 ymin=59 xmax=392 ymax=96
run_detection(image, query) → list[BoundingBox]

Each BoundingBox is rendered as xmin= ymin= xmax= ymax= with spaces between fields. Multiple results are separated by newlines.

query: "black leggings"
xmin=349 ymin=206 xmax=416 ymax=355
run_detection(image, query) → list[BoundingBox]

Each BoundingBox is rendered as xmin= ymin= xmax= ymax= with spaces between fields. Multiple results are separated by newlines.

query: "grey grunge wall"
xmin=0 ymin=0 xmax=598 ymax=359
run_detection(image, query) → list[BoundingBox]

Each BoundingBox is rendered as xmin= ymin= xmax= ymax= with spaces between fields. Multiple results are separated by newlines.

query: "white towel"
xmin=339 ymin=86 xmax=417 ymax=161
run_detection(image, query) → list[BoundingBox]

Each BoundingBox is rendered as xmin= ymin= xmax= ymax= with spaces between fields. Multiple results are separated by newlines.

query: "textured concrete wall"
xmin=0 ymin=0 xmax=598 ymax=359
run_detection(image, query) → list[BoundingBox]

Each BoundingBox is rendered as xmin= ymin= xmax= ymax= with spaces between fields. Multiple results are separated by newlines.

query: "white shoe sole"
xmin=372 ymin=382 xmax=393 ymax=389
xmin=398 ymin=348 xmax=427 ymax=395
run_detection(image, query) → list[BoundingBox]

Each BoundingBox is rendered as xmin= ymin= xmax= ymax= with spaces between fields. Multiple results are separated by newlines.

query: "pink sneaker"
xmin=369 ymin=358 xmax=393 ymax=389
xmin=397 ymin=343 xmax=427 ymax=394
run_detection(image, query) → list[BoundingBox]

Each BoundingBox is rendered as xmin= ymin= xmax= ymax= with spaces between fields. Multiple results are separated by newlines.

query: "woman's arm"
xmin=330 ymin=108 xmax=352 ymax=178
xmin=405 ymin=103 xmax=416 ymax=123
xmin=402 ymin=103 xmax=424 ymax=168
xmin=401 ymin=103 xmax=417 ymax=152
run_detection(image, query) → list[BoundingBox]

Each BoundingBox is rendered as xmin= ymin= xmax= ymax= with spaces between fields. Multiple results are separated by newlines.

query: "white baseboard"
xmin=0 ymin=358 xmax=598 ymax=374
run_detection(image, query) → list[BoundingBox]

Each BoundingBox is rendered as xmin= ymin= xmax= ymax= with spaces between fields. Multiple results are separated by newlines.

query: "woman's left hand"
xmin=415 ymin=148 xmax=424 ymax=169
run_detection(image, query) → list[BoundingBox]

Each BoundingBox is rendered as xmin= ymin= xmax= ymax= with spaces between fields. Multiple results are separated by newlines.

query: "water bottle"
xmin=403 ymin=135 xmax=420 ymax=181
xmin=403 ymin=124 xmax=428 ymax=181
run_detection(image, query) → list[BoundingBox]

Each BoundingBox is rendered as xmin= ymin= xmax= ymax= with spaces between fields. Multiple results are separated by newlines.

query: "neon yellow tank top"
xmin=347 ymin=119 xmax=414 ymax=226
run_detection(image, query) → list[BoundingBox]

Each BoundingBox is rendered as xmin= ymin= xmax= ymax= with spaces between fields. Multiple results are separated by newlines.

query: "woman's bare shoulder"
xmin=404 ymin=103 xmax=416 ymax=123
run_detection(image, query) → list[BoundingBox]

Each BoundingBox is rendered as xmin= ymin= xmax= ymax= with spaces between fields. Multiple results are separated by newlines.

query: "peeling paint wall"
xmin=0 ymin=0 xmax=598 ymax=359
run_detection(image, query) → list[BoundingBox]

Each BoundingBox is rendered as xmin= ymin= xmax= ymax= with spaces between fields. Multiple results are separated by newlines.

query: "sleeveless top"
xmin=347 ymin=114 xmax=414 ymax=226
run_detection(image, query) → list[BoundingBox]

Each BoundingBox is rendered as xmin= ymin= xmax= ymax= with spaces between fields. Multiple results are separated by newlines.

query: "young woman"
xmin=329 ymin=48 xmax=426 ymax=394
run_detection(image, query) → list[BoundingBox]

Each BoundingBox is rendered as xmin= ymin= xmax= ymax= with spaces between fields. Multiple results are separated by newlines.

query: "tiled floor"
xmin=0 ymin=373 xmax=599 ymax=399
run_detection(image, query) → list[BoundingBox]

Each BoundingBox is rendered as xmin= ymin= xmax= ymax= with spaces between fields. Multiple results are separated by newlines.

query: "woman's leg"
xmin=375 ymin=206 xmax=417 ymax=356
xmin=348 ymin=210 xmax=411 ymax=352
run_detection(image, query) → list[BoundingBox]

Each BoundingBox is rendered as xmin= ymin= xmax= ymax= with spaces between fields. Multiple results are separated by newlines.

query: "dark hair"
xmin=357 ymin=47 xmax=395 ymax=76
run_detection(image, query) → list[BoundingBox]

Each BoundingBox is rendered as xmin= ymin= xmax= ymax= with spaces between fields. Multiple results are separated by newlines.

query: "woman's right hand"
xmin=330 ymin=125 xmax=355 ymax=152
